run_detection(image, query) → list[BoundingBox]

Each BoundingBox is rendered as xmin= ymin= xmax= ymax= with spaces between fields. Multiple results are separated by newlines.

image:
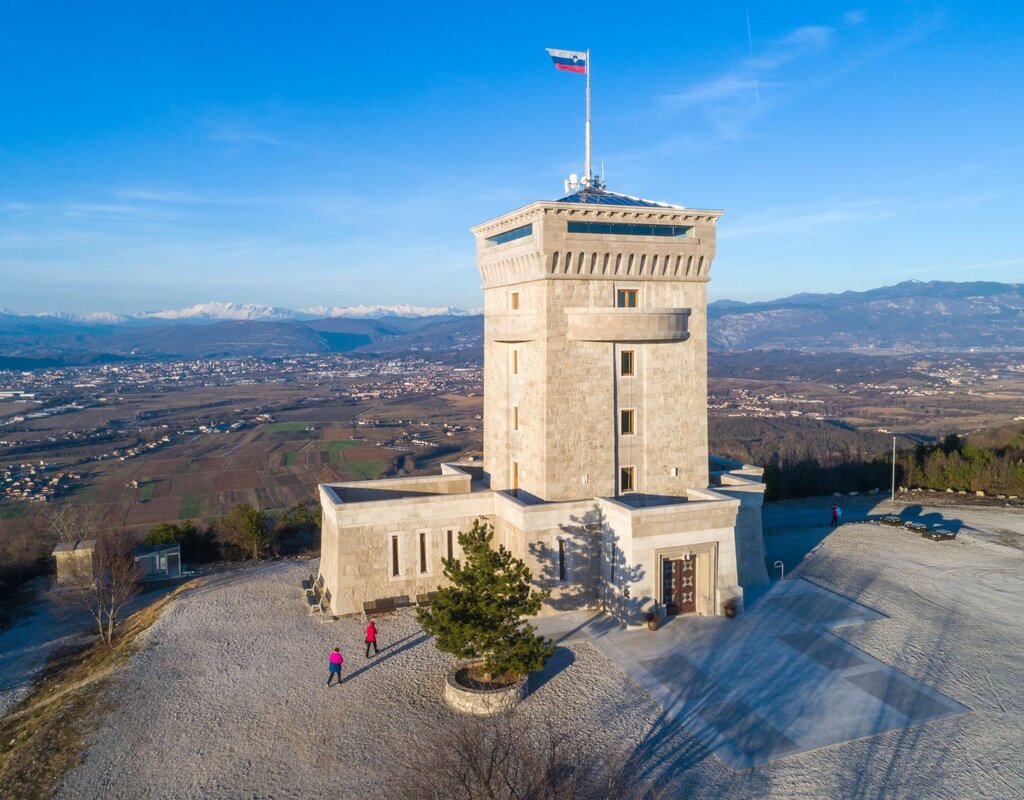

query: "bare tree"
xmin=394 ymin=709 xmax=664 ymax=800
xmin=61 ymin=527 xmax=140 ymax=646
xmin=44 ymin=503 xmax=101 ymax=544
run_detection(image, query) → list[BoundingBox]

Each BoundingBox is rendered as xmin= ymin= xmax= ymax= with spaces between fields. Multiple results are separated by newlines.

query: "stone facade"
xmin=319 ymin=185 xmax=768 ymax=624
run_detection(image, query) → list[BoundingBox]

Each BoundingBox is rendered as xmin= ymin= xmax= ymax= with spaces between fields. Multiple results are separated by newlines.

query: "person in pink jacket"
xmin=327 ymin=647 xmax=344 ymax=686
xmin=365 ymin=620 xmax=379 ymax=658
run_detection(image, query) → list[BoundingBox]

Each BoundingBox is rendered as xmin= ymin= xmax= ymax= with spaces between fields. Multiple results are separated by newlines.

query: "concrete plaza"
xmin=535 ymin=573 xmax=967 ymax=768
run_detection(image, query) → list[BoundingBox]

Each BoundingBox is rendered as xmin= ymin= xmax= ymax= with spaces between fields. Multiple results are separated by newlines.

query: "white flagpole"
xmin=584 ymin=49 xmax=592 ymax=184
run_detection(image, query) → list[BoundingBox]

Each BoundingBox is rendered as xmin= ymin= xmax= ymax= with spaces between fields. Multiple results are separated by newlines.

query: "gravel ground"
xmin=53 ymin=562 xmax=667 ymax=799
xmin=53 ymin=502 xmax=1024 ymax=799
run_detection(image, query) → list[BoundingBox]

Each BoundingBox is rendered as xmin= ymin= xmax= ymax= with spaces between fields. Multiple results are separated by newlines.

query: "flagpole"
xmin=584 ymin=49 xmax=592 ymax=184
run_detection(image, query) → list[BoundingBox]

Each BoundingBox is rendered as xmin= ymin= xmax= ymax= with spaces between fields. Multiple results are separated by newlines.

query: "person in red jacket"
xmin=327 ymin=647 xmax=344 ymax=686
xmin=365 ymin=620 xmax=379 ymax=658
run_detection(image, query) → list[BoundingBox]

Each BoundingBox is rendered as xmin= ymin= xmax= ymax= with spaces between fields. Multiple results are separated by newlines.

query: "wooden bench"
xmin=904 ymin=522 xmax=928 ymax=533
xmin=306 ymin=594 xmax=321 ymax=614
xmin=923 ymin=528 xmax=956 ymax=541
xmin=880 ymin=516 xmax=904 ymax=527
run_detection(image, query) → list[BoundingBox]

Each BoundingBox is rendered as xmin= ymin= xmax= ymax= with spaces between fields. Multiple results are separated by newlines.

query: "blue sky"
xmin=1 ymin=1 xmax=1021 ymax=313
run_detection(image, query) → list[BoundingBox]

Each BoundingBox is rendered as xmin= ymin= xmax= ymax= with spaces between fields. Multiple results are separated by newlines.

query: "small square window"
xmin=620 ymin=350 xmax=634 ymax=377
xmin=616 ymin=289 xmax=638 ymax=308
xmin=620 ymin=409 xmax=635 ymax=435
xmin=510 ymin=291 xmax=520 ymax=310
xmin=620 ymin=466 xmax=635 ymax=493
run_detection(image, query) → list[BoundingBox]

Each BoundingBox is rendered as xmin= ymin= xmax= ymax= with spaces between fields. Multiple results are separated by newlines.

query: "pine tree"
xmin=417 ymin=518 xmax=554 ymax=681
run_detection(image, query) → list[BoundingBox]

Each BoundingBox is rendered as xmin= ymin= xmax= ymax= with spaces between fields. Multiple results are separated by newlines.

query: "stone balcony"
xmin=485 ymin=312 xmax=538 ymax=342
xmin=565 ymin=307 xmax=691 ymax=342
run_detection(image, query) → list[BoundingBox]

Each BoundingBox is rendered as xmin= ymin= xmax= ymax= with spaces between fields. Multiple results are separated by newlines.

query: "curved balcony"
xmin=485 ymin=313 xmax=538 ymax=343
xmin=565 ymin=307 xmax=691 ymax=343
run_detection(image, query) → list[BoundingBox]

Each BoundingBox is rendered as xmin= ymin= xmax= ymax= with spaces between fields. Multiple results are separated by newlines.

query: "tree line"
xmin=757 ymin=428 xmax=1024 ymax=501
xmin=0 ymin=501 xmax=322 ymax=610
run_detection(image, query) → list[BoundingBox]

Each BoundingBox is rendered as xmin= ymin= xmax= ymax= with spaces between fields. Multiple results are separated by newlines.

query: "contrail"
xmin=746 ymin=9 xmax=760 ymax=105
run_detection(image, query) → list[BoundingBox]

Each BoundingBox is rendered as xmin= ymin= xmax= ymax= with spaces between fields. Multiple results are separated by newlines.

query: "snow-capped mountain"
xmin=302 ymin=304 xmax=479 ymax=319
xmin=1 ymin=302 xmax=481 ymax=323
xmin=140 ymin=302 xmax=300 ymax=322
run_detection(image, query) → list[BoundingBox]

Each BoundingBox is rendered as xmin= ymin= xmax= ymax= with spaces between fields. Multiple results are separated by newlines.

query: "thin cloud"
xmin=721 ymin=197 xmax=904 ymax=239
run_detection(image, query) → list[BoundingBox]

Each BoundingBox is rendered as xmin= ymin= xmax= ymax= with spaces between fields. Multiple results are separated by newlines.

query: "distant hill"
xmin=1 ymin=281 xmax=1021 ymax=368
xmin=708 ymin=280 xmax=1024 ymax=352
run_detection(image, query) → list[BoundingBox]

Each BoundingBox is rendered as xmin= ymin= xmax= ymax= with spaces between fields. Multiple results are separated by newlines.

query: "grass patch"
xmin=343 ymin=458 xmax=386 ymax=480
xmin=265 ymin=421 xmax=313 ymax=432
xmin=178 ymin=494 xmax=201 ymax=519
xmin=0 ymin=504 xmax=27 ymax=520
xmin=0 ymin=580 xmax=201 ymax=800
xmin=138 ymin=480 xmax=155 ymax=502
xmin=322 ymin=439 xmax=363 ymax=463
xmin=282 ymin=451 xmax=296 ymax=466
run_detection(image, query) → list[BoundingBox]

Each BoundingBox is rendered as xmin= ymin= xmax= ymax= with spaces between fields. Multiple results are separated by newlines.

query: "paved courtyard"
xmin=535 ymin=576 xmax=966 ymax=768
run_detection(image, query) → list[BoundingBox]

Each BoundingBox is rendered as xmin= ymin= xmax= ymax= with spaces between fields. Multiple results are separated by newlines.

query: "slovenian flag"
xmin=546 ymin=48 xmax=587 ymax=74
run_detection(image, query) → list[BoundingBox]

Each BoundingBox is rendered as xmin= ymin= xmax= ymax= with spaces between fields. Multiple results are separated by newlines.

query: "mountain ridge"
xmin=1 ymin=280 xmax=1021 ymax=367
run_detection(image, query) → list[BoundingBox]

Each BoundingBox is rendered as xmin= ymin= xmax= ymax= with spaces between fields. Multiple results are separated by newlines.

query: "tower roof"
xmin=554 ymin=185 xmax=684 ymax=209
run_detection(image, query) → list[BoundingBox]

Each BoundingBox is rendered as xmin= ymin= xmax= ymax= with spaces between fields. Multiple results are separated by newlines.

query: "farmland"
xmin=0 ymin=354 xmax=483 ymax=538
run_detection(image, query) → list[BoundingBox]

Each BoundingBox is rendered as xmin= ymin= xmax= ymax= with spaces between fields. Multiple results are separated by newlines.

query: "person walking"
xmin=327 ymin=647 xmax=344 ymax=686
xmin=830 ymin=505 xmax=839 ymax=528
xmin=365 ymin=620 xmax=379 ymax=658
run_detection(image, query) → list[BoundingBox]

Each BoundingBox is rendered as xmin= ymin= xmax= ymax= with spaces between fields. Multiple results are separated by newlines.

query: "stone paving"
xmin=533 ymin=576 xmax=968 ymax=768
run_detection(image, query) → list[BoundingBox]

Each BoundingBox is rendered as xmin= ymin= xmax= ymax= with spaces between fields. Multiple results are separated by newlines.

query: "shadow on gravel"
xmin=528 ymin=646 xmax=575 ymax=693
xmin=896 ymin=504 xmax=965 ymax=531
xmin=342 ymin=631 xmax=428 ymax=683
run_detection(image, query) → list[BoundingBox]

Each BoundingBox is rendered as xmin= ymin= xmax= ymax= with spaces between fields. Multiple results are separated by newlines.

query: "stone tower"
xmin=470 ymin=183 xmax=722 ymax=504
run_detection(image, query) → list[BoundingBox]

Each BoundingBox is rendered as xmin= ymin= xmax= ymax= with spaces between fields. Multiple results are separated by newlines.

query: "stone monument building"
xmin=319 ymin=181 xmax=767 ymax=624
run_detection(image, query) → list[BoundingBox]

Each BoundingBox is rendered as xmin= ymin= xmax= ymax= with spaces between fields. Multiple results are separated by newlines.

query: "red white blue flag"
xmin=546 ymin=48 xmax=587 ymax=74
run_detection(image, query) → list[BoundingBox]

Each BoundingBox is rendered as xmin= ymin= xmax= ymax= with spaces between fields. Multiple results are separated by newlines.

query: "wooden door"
xmin=663 ymin=555 xmax=697 ymax=615
xmin=673 ymin=556 xmax=697 ymax=614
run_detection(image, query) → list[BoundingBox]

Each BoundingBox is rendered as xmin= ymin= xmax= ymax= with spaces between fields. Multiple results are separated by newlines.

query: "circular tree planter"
xmin=444 ymin=664 xmax=527 ymax=715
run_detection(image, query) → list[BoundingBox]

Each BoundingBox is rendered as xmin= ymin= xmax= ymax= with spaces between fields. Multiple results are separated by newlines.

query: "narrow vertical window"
xmin=510 ymin=291 xmax=520 ymax=310
xmin=616 ymin=289 xmax=638 ymax=308
xmin=391 ymin=535 xmax=400 ymax=577
xmin=512 ymin=405 xmax=519 ymax=431
xmin=620 ymin=466 xmax=635 ymax=493
xmin=610 ymin=543 xmax=616 ymax=583
xmin=446 ymin=529 xmax=454 ymax=561
xmin=512 ymin=461 xmax=519 ymax=497
xmin=620 ymin=409 xmax=635 ymax=435
xmin=419 ymin=532 xmax=427 ymax=574
xmin=620 ymin=350 xmax=635 ymax=377
xmin=558 ymin=539 xmax=567 ymax=581
xmin=512 ymin=349 xmax=518 ymax=375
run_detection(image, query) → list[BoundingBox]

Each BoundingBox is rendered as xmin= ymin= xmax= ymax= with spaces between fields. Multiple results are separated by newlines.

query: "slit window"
xmin=512 ymin=349 xmax=519 ymax=375
xmin=620 ymin=409 xmax=635 ymax=435
xmin=558 ymin=539 xmax=567 ymax=581
xmin=616 ymin=289 xmax=638 ymax=308
xmin=620 ymin=466 xmax=635 ymax=493
xmin=610 ymin=543 xmax=616 ymax=583
xmin=446 ymin=529 xmax=454 ymax=562
xmin=620 ymin=350 xmax=635 ymax=376
xmin=419 ymin=532 xmax=428 ymax=574
xmin=510 ymin=291 xmax=520 ymax=310
xmin=512 ymin=405 xmax=519 ymax=431
xmin=390 ymin=535 xmax=400 ymax=577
